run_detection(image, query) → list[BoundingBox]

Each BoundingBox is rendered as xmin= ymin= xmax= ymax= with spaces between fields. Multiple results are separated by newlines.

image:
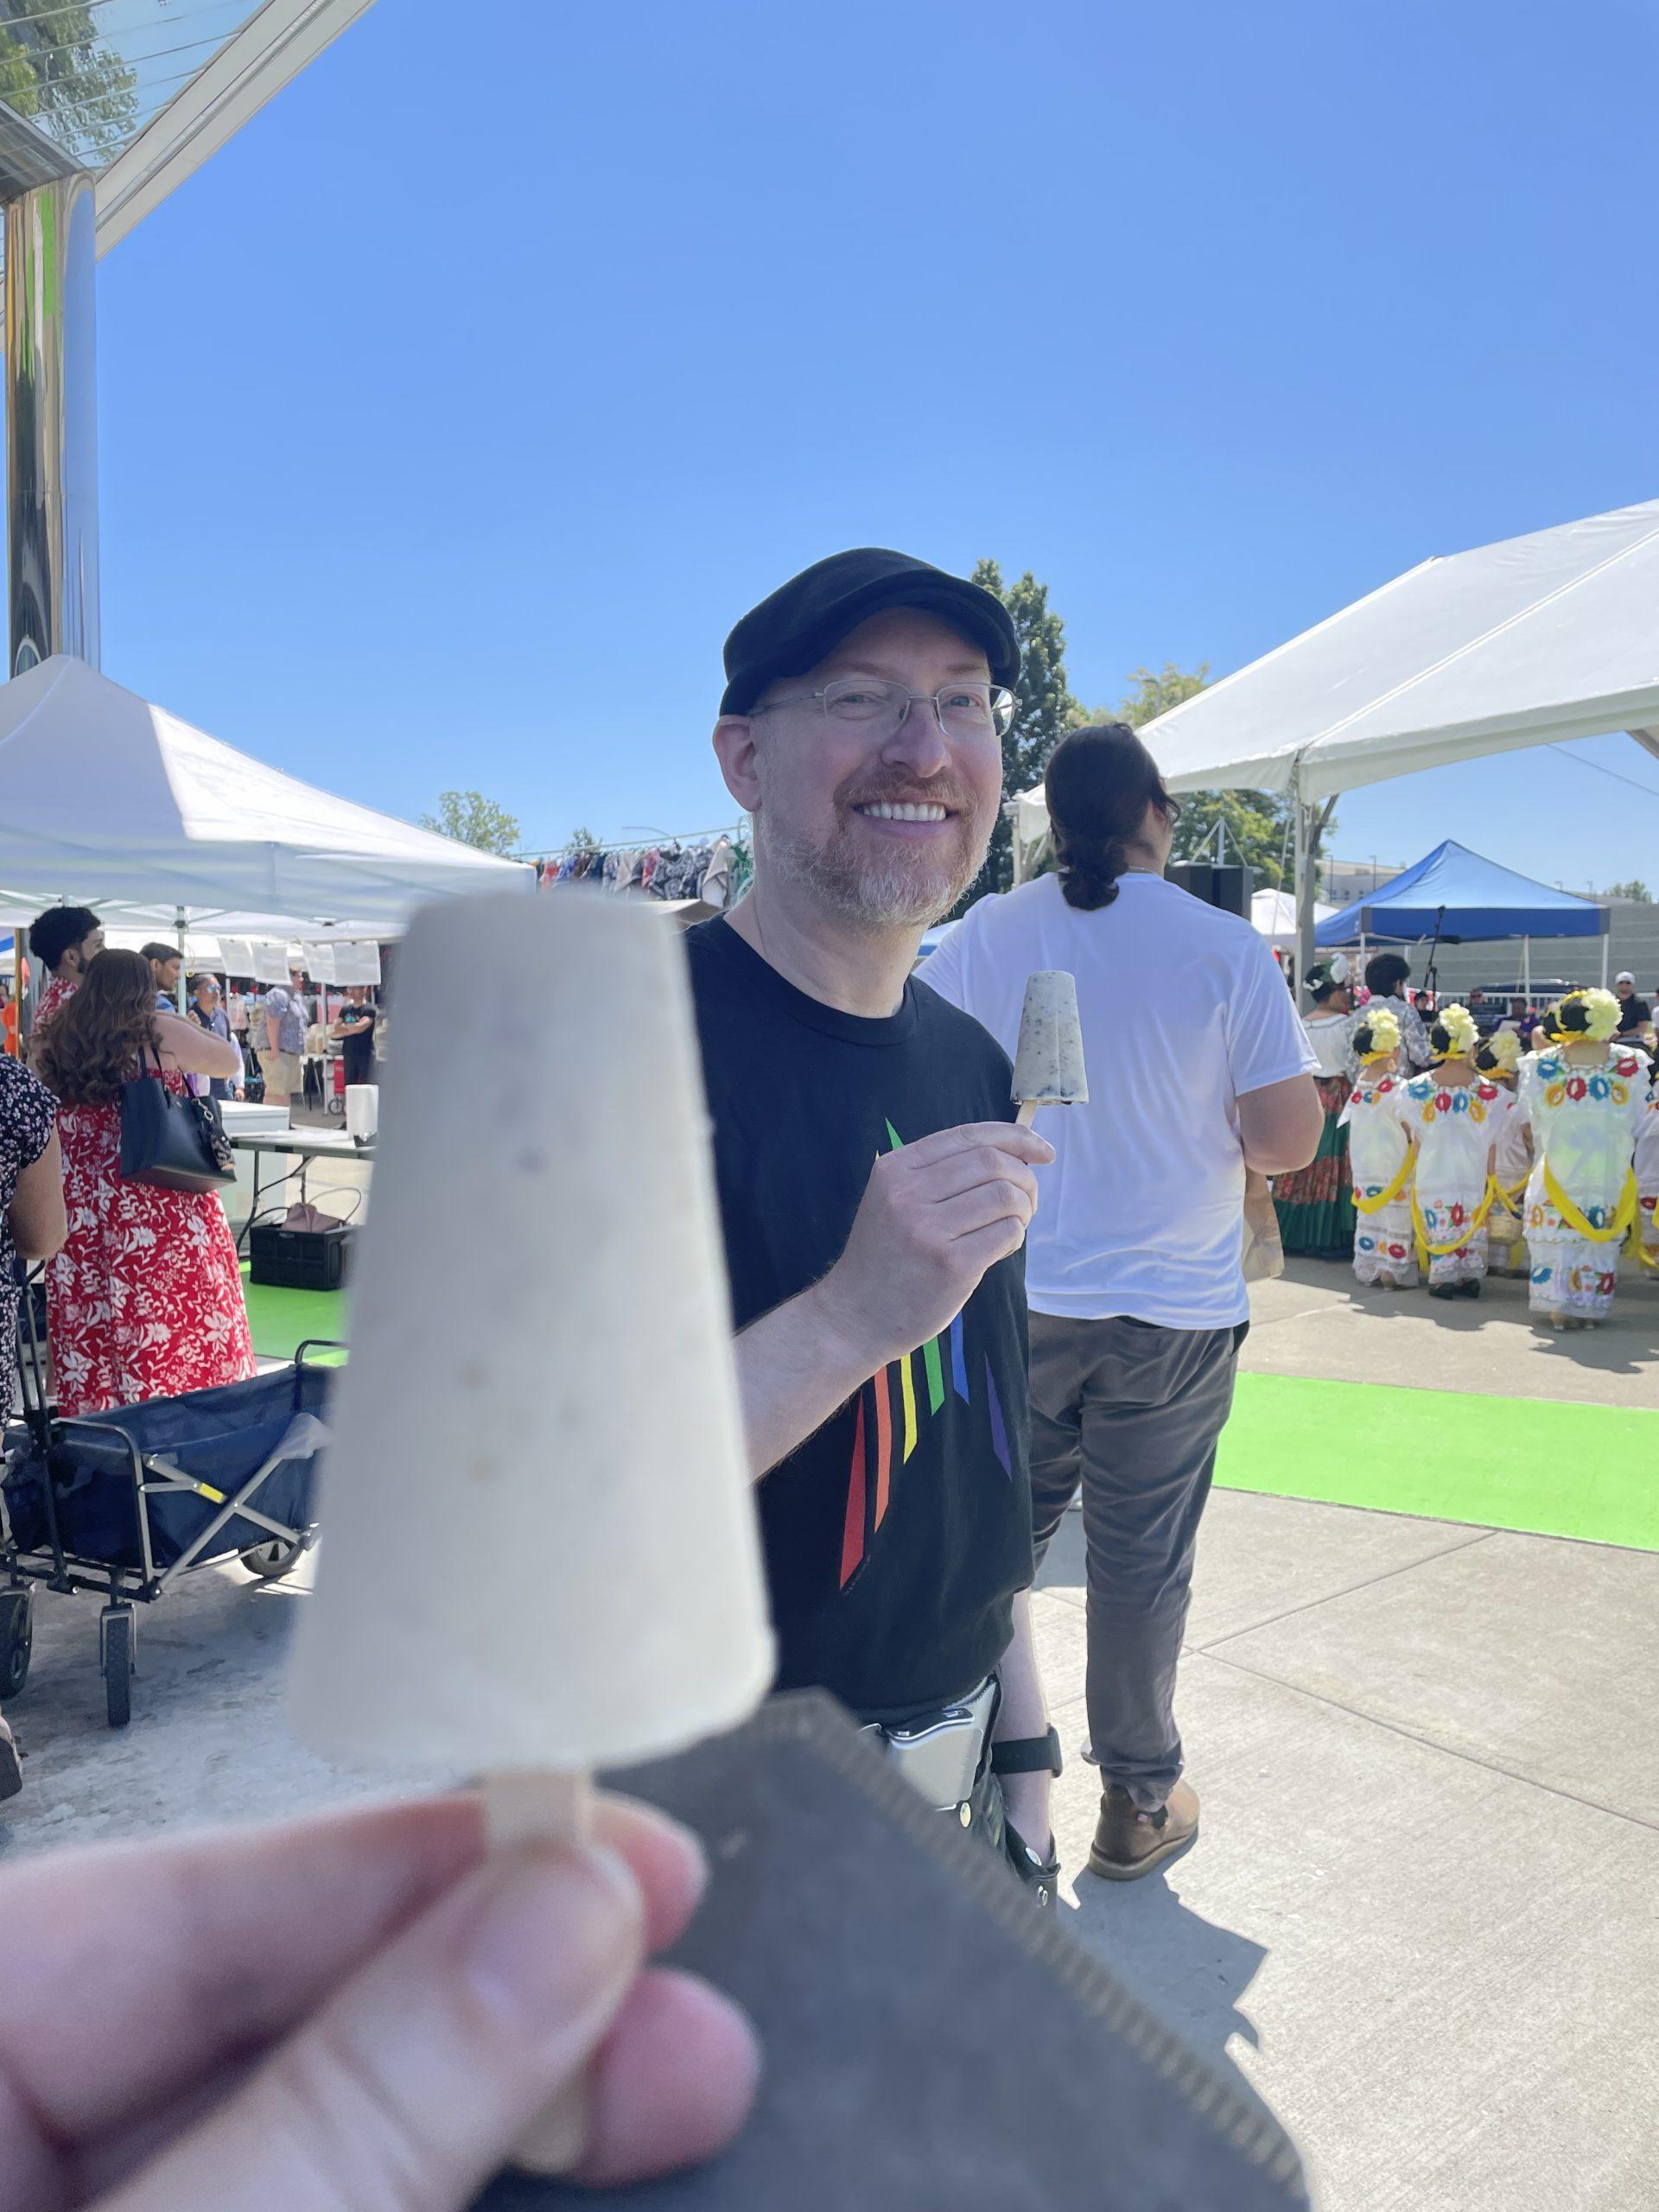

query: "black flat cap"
xmin=721 ymin=549 xmax=1020 ymax=716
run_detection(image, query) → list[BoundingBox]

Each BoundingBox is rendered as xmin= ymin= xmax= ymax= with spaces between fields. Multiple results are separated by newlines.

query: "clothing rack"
xmin=531 ymin=823 xmax=751 ymax=909
xmin=519 ymin=819 xmax=747 ymax=861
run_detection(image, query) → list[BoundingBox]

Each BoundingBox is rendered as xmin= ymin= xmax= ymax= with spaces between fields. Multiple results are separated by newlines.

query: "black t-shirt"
xmin=339 ymin=1007 xmax=377 ymax=1084
xmin=1617 ymin=995 xmax=1650 ymax=1034
xmin=685 ymin=918 xmax=1033 ymax=1725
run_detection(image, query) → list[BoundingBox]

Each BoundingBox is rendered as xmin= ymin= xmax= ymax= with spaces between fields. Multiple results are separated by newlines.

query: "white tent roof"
xmin=0 ymin=656 xmax=531 ymax=926
xmin=1251 ymin=888 xmax=1338 ymax=949
xmin=1016 ymin=496 xmax=1659 ymax=831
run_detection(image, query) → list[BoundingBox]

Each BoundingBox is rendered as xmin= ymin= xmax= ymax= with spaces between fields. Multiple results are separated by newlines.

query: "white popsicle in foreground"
xmin=288 ymin=891 xmax=773 ymax=2171
xmin=1011 ymin=969 xmax=1089 ymax=1126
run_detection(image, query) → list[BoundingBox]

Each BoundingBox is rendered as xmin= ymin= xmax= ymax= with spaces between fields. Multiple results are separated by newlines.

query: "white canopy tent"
xmin=1251 ymin=888 xmax=1337 ymax=950
xmin=1014 ymin=496 xmax=1659 ymax=976
xmin=0 ymin=656 xmax=531 ymax=929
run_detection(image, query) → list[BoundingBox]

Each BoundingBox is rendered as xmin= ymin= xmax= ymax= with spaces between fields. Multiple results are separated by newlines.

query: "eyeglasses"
xmin=751 ymin=677 xmax=1015 ymax=741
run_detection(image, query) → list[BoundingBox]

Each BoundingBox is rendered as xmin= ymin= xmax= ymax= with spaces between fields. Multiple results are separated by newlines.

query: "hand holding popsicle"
xmin=0 ymin=1792 xmax=758 ymax=2212
xmin=812 ymin=1119 xmax=1055 ymax=1375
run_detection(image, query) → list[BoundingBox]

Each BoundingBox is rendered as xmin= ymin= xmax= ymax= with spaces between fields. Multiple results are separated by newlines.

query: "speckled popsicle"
xmin=1012 ymin=969 xmax=1089 ymax=1125
xmin=288 ymin=889 xmax=773 ymax=2171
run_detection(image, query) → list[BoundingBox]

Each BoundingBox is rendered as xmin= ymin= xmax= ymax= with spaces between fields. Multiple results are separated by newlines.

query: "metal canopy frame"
xmin=94 ymin=0 xmax=377 ymax=255
xmin=0 ymin=102 xmax=81 ymax=197
xmin=0 ymin=1 xmax=375 ymax=232
xmin=1 ymin=0 xmax=375 ymax=676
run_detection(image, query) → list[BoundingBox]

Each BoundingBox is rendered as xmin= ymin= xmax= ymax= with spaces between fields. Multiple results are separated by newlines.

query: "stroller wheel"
xmin=238 ymin=1537 xmax=307 ymax=1581
xmin=0 ymin=1588 xmax=32 ymax=1700
xmin=100 ymin=1606 xmax=134 ymax=1730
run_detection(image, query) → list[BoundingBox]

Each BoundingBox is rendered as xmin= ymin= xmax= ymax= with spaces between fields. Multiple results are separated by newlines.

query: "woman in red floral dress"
xmin=31 ymin=950 xmax=256 ymax=1418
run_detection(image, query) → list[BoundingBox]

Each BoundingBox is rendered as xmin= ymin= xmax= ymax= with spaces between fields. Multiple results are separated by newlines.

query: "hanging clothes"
xmin=700 ymin=836 xmax=735 ymax=911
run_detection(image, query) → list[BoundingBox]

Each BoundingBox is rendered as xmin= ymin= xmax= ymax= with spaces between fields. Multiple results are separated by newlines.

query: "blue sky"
xmin=97 ymin=0 xmax=1659 ymax=886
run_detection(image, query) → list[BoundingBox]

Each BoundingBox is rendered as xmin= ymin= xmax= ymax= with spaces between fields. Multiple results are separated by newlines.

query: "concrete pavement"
xmin=2 ymin=1258 xmax=1656 ymax=2208
xmin=1244 ymin=1254 xmax=1659 ymax=1407
xmin=1036 ymin=1494 xmax=1659 ymax=2211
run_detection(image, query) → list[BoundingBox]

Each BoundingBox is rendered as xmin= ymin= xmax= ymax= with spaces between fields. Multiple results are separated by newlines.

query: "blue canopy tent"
xmin=1316 ymin=839 xmax=1606 ymax=997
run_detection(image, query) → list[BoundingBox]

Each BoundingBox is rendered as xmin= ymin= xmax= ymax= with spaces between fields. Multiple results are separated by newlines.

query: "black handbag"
xmin=118 ymin=1048 xmax=237 ymax=1193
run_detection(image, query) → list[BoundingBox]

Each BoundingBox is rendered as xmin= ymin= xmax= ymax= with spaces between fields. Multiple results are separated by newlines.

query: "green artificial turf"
xmin=1217 ymin=1371 xmax=1659 ymax=1553
xmin=240 ymin=1264 xmax=349 ymax=1364
xmin=238 ymin=1272 xmax=1656 ymax=1548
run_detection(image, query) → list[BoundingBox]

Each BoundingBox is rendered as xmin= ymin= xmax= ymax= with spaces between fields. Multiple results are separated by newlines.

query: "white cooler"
xmin=219 ymin=1098 xmax=292 ymax=1239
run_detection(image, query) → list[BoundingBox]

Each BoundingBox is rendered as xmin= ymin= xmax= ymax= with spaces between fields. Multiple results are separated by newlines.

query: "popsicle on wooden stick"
xmin=287 ymin=890 xmax=773 ymax=2174
xmin=1012 ymin=969 xmax=1089 ymax=1126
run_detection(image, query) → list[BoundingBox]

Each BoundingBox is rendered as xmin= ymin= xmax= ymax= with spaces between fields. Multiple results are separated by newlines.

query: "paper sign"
xmin=251 ymin=940 xmax=292 ymax=985
xmin=329 ymin=940 xmax=383 ymax=986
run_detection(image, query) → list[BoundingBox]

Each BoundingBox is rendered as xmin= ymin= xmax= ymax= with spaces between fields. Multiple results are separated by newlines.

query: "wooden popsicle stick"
xmin=484 ymin=1769 xmax=596 ymax=2174
xmin=1016 ymin=1099 xmax=1039 ymax=1128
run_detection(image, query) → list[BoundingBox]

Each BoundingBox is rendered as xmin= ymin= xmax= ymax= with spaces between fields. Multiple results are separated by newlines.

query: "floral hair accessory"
xmin=1353 ymin=1007 xmax=1401 ymax=1064
xmin=1549 ymin=987 xmax=1621 ymax=1045
xmin=1476 ymin=1027 xmax=1521 ymax=1075
xmin=1430 ymin=1003 xmax=1478 ymax=1059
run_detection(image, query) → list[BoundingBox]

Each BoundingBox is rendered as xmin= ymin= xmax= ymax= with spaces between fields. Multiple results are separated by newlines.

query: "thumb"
xmin=100 ymin=1840 xmax=645 ymax=2212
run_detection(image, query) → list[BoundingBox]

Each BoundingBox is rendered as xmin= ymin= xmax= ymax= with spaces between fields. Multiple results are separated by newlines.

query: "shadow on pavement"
xmin=1063 ymin=1864 xmax=1273 ymax=2120
xmin=1265 ymin=1252 xmax=1659 ymax=1374
xmin=0 ymin=1565 xmax=321 ymax=1856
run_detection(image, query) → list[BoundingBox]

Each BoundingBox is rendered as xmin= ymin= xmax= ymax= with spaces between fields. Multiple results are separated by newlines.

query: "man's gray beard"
xmin=758 ymin=817 xmax=984 ymax=932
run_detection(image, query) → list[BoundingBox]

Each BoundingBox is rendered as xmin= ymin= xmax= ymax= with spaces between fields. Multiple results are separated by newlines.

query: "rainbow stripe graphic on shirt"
xmin=837 ymin=1118 xmax=1012 ymax=1589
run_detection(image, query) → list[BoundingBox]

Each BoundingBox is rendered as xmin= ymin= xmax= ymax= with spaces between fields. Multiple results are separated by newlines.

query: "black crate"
xmin=248 ymin=1222 xmax=353 ymax=1293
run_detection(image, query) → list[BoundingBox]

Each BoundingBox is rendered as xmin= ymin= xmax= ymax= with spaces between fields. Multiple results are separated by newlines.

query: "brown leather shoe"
xmin=1087 ymin=1779 xmax=1198 ymax=1881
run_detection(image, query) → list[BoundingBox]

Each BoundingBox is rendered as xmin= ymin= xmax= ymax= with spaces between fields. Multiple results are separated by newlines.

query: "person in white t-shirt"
xmin=920 ymin=722 xmax=1320 ymax=1881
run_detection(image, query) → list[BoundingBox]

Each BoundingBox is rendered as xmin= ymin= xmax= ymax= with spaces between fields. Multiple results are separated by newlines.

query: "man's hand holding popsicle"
xmin=741 ymin=973 xmax=1081 ymax=1479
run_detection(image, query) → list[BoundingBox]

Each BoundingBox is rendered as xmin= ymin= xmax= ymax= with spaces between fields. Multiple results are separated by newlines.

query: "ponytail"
xmin=1044 ymin=723 xmax=1179 ymax=914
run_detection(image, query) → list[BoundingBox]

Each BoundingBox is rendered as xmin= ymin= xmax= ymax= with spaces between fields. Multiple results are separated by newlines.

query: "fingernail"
xmin=467 ymin=1843 xmax=643 ymax=2034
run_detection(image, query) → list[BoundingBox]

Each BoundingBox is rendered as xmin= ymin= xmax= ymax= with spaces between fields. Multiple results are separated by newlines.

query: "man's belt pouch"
xmin=868 ymin=1672 xmax=999 ymax=1808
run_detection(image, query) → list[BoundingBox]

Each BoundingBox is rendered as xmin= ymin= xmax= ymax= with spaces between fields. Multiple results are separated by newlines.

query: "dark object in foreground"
xmin=474 ymin=1694 xmax=1306 ymax=2212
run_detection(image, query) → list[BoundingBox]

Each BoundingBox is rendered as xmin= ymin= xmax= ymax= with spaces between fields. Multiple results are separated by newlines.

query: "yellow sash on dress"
xmin=1541 ymin=1162 xmax=1637 ymax=1244
xmin=1352 ymin=1147 xmax=1414 ymax=1216
xmin=1414 ymin=1175 xmax=1497 ymax=1267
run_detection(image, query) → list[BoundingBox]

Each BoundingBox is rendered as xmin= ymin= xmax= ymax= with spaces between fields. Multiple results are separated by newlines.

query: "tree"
xmin=952 ymin=562 xmax=1082 ymax=909
xmin=419 ymin=790 xmax=522 ymax=856
xmin=0 ymin=3 xmax=137 ymax=161
xmin=1605 ymin=878 xmax=1652 ymax=903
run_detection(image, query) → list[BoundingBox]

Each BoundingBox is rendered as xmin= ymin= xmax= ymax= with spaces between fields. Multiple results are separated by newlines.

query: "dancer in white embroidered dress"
xmin=1477 ymin=1028 xmax=1531 ymax=1279
xmin=1340 ymin=1008 xmax=1417 ymax=1288
xmin=1635 ymin=1066 xmax=1659 ymax=1273
xmin=1402 ymin=1003 xmax=1513 ymax=1300
xmin=1522 ymin=990 xmax=1652 ymax=1328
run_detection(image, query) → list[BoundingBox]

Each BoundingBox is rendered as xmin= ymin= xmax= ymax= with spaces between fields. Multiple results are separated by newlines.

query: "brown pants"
xmin=1029 ymin=1312 xmax=1243 ymax=1810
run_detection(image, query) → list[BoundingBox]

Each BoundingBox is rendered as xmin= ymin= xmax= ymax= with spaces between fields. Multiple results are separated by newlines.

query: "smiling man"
xmin=690 ymin=550 xmax=1063 ymax=1888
